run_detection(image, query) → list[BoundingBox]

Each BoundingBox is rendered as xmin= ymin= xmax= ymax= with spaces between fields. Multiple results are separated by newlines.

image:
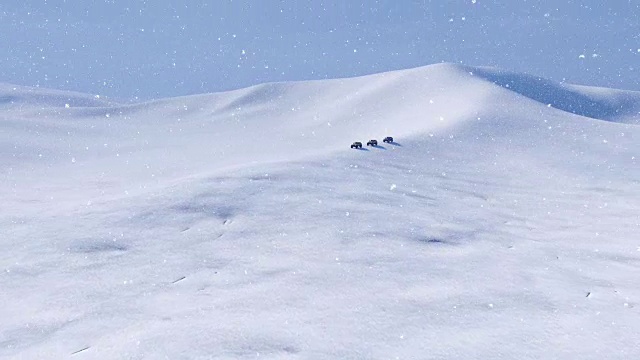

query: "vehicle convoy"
xmin=351 ymin=137 xmax=393 ymax=149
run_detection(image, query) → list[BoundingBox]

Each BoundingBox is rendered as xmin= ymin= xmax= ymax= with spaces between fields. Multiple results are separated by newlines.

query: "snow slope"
xmin=0 ymin=83 xmax=115 ymax=109
xmin=1 ymin=63 xmax=639 ymax=359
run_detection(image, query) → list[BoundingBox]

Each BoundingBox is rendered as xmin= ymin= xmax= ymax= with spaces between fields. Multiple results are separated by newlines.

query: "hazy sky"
xmin=1 ymin=0 xmax=638 ymax=100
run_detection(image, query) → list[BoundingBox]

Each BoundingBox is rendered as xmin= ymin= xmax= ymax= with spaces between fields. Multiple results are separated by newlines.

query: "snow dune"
xmin=0 ymin=83 xmax=114 ymax=109
xmin=1 ymin=63 xmax=639 ymax=359
xmin=470 ymin=66 xmax=640 ymax=124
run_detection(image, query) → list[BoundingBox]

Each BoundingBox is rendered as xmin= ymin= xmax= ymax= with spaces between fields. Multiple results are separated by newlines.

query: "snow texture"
xmin=1 ymin=63 xmax=640 ymax=359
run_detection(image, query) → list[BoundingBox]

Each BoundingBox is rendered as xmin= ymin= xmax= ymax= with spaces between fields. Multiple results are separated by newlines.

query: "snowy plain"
xmin=1 ymin=63 xmax=640 ymax=359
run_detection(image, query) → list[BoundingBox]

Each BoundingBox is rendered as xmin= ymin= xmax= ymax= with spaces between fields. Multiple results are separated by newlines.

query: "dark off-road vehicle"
xmin=367 ymin=139 xmax=378 ymax=146
xmin=383 ymin=136 xmax=393 ymax=143
xmin=350 ymin=141 xmax=363 ymax=149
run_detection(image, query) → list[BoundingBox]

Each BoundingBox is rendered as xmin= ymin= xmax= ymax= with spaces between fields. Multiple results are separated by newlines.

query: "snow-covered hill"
xmin=0 ymin=83 xmax=115 ymax=109
xmin=1 ymin=63 xmax=639 ymax=359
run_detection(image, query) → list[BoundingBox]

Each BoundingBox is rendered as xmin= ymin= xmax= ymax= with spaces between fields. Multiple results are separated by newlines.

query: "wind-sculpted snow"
xmin=1 ymin=63 xmax=639 ymax=359
xmin=470 ymin=66 xmax=640 ymax=123
xmin=0 ymin=83 xmax=115 ymax=109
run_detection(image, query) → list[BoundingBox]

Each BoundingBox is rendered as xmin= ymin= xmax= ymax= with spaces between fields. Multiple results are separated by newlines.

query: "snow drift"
xmin=1 ymin=63 xmax=639 ymax=359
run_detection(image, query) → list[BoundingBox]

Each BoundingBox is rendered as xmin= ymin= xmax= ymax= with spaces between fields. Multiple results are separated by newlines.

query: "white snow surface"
xmin=1 ymin=63 xmax=640 ymax=359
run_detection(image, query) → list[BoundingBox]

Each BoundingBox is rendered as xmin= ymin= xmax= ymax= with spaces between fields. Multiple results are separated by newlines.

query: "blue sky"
xmin=1 ymin=0 xmax=638 ymax=100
